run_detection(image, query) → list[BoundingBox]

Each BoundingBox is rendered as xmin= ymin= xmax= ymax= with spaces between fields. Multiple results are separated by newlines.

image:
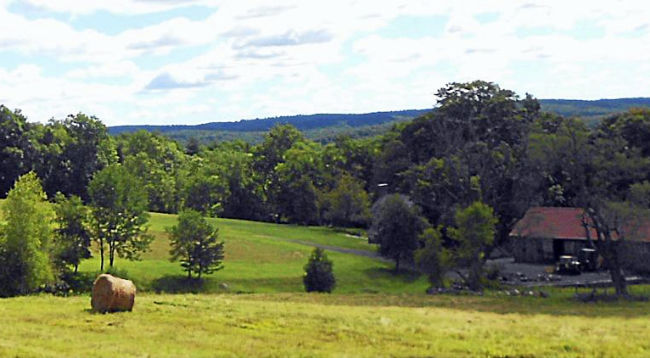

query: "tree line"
xmin=1 ymin=80 xmax=649 ymax=296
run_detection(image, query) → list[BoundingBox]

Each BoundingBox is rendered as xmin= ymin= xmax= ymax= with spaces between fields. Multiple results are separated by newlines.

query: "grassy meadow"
xmin=77 ymin=212 xmax=429 ymax=294
xmin=1 ymin=292 xmax=649 ymax=357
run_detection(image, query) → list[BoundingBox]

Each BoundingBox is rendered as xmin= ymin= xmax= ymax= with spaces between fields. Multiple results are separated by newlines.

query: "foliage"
xmin=370 ymin=194 xmax=429 ymax=272
xmin=119 ymin=131 xmax=186 ymax=213
xmin=322 ymin=174 xmax=371 ymax=227
xmin=166 ymin=210 xmax=225 ymax=279
xmin=448 ymin=201 xmax=497 ymax=291
xmin=0 ymin=172 xmax=55 ymax=296
xmin=384 ymin=81 xmax=539 ymax=255
xmin=88 ymin=164 xmax=152 ymax=271
xmin=0 ymin=106 xmax=33 ymax=197
xmin=303 ymin=247 xmax=336 ymax=293
xmin=414 ymin=227 xmax=448 ymax=289
xmin=53 ymin=193 xmax=91 ymax=273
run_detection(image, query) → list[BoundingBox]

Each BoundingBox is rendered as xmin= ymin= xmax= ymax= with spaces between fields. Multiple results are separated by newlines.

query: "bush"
xmin=303 ymin=248 xmax=336 ymax=293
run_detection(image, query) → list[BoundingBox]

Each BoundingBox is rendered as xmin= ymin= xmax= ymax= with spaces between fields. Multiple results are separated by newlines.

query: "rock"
xmin=219 ymin=282 xmax=229 ymax=290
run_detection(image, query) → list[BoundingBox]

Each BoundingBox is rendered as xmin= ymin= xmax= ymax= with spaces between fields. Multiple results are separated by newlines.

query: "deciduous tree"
xmin=166 ymin=210 xmax=224 ymax=279
xmin=449 ymin=201 xmax=497 ymax=291
xmin=0 ymin=172 xmax=55 ymax=296
xmin=88 ymin=164 xmax=152 ymax=271
xmin=370 ymin=194 xmax=428 ymax=272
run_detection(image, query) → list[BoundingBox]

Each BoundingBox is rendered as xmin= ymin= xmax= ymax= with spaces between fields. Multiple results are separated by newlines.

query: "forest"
xmin=107 ymin=97 xmax=650 ymax=144
xmin=1 ymin=80 xmax=649 ymax=297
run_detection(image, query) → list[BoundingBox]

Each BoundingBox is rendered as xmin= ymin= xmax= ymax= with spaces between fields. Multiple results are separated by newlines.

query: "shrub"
xmin=303 ymin=248 xmax=336 ymax=293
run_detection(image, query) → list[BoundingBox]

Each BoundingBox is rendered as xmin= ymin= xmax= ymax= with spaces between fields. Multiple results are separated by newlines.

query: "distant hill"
xmin=540 ymin=97 xmax=650 ymax=118
xmin=108 ymin=98 xmax=650 ymax=144
xmin=108 ymin=109 xmax=429 ymax=135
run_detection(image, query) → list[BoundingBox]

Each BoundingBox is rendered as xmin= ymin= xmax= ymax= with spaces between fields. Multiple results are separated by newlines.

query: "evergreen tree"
xmin=303 ymin=248 xmax=336 ymax=293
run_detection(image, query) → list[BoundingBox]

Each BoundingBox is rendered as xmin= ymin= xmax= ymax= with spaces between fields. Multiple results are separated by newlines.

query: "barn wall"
xmin=512 ymin=237 xmax=554 ymax=263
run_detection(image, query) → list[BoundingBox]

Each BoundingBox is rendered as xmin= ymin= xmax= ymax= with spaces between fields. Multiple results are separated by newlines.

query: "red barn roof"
xmin=510 ymin=207 xmax=650 ymax=242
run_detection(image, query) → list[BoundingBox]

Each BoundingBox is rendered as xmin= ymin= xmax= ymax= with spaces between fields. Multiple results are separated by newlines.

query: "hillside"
xmin=108 ymin=98 xmax=650 ymax=144
xmin=77 ymin=212 xmax=428 ymax=294
xmin=108 ymin=109 xmax=428 ymax=137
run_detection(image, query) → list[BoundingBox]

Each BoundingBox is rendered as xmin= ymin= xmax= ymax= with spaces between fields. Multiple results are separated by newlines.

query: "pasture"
xmin=77 ymin=212 xmax=430 ymax=294
xmin=1 ymin=292 xmax=649 ymax=357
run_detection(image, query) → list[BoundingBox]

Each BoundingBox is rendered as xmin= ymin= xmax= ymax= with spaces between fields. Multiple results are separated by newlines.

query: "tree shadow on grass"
xmin=151 ymin=275 xmax=207 ymax=294
xmin=362 ymin=267 xmax=422 ymax=283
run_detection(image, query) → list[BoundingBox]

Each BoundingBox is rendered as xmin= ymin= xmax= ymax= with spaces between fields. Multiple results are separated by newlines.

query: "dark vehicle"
xmin=555 ymin=255 xmax=581 ymax=274
xmin=578 ymin=248 xmax=598 ymax=271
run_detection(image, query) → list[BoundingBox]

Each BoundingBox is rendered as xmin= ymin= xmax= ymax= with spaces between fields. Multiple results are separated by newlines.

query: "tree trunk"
xmin=468 ymin=260 xmax=482 ymax=291
xmin=187 ymin=269 xmax=192 ymax=280
xmin=74 ymin=264 xmax=78 ymax=274
xmin=109 ymin=244 xmax=115 ymax=267
xmin=394 ymin=256 xmax=400 ymax=273
xmin=603 ymin=247 xmax=628 ymax=296
xmin=100 ymin=244 xmax=105 ymax=271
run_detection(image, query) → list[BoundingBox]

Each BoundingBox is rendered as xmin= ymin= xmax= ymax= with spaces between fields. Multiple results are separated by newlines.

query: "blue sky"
xmin=0 ymin=0 xmax=649 ymax=126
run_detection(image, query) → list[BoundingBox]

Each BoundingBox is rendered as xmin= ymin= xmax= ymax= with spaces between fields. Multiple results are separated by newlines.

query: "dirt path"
xmin=286 ymin=239 xmax=389 ymax=261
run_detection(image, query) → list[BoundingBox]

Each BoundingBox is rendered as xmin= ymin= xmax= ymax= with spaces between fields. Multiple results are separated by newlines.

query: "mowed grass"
xmin=0 ymin=293 xmax=649 ymax=357
xmin=78 ymin=213 xmax=429 ymax=294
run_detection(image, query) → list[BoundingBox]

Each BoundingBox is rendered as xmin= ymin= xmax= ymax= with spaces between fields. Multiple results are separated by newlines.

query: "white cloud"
xmin=0 ymin=0 xmax=649 ymax=125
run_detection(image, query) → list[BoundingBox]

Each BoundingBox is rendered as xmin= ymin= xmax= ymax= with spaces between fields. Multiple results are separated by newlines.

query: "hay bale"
xmin=91 ymin=274 xmax=136 ymax=313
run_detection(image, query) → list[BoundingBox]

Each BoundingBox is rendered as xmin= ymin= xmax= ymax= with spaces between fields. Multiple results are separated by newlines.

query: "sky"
xmin=0 ymin=0 xmax=649 ymax=126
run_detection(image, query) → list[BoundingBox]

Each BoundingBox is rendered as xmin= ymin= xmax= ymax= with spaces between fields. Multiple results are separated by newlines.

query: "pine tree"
xmin=303 ymin=248 xmax=336 ymax=293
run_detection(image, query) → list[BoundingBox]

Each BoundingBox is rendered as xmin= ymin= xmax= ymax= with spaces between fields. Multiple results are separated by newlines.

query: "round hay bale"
xmin=91 ymin=274 xmax=136 ymax=313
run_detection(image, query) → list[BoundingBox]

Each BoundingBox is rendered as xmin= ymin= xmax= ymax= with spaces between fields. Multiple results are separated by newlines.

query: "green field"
xmin=1 ymin=292 xmax=649 ymax=357
xmin=77 ymin=212 xmax=430 ymax=294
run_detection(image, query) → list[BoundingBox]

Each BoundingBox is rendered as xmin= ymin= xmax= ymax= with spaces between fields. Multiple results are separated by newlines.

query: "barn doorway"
xmin=553 ymin=239 xmax=564 ymax=261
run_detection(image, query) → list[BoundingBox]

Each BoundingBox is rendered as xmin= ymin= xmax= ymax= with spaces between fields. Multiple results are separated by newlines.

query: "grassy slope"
xmin=0 ymin=293 xmax=648 ymax=357
xmin=78 ymin=212 xmax=429 ymax=294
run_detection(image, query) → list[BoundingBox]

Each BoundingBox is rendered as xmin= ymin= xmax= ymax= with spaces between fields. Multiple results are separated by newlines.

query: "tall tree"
xmin=449 ymin=201 xmax=497 ymax=291
xmin=53 ymin=193 xmax=91 ymax=274
xmin=322 ymin=174 xmax=371 ymax=227
xmin=273 ymin=141 xmax=324 ymax=224
xmin=415 ymin=227 xmax=448 ymax=289
xmin=369 ymin=194 xmax=428 ymax=272
xmin=120 ymin=131 xmax=187 ymax=213
xmin=0 ymin=106 xmax=33 ymax=197
xmin=166 ymin=210 xmax=224 ymax=279
xmin=393 ymin=81 xmax=538 ymax=249
xmin=60 ymin=113 xmax=117 ymax=201
xmin=0 ymin=172 xmax=55 ymax=296
xmin=88 ymin=164 xmax=152 ymax=270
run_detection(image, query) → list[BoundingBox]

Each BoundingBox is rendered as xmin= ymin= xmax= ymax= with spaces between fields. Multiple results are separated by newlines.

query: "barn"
xmin=510 ymin=207 xmax=650 ymax=272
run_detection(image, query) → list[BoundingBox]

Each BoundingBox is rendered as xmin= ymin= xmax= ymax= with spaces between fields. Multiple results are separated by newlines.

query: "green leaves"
xmin=0 ymin=172 xmax=55 ymax=296
xmin=166 ymin=210 xmax=224 ymax=279
xmin=88 ymin=164 xmax=151 ymax=270
xmin=303 ymin=248 xmax=335 ymax=293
